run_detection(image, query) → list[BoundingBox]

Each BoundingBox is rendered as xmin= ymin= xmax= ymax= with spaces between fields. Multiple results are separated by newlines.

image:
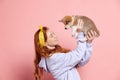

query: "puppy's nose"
xmin=72 ymin=35 xmax=74 ymax=37
xmin=65 ymin=27 xmax=67 ymax=30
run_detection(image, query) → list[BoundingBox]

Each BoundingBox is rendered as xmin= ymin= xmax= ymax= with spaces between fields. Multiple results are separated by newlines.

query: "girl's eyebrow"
xmin=49 ymin=32 xmax=53 ymax=37
xmin=50 ymin=32 xmax=54 ymax=35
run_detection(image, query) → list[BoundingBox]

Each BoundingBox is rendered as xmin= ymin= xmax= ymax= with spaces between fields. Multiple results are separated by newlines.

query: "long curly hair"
xmin=34 ymin=26 xmax=70 ymax=80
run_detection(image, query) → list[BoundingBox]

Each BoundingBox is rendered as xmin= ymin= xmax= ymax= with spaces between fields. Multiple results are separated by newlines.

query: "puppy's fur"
xmin=59 ymin=15 xmax=100 ymax=41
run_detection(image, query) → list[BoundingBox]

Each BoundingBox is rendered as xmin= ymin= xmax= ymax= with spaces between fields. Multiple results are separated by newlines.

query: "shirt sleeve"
xmin=51 ymin=32 xmax=87 ymax=69
xmin=77 ymin=43 xmax=92 ymax=67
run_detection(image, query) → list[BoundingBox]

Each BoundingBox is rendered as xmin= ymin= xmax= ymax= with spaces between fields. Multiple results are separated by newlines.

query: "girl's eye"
xmin=49 ymin=32 xmax=55 ymax=38
xmin=50 ymin=34 xmax=53 ymax=38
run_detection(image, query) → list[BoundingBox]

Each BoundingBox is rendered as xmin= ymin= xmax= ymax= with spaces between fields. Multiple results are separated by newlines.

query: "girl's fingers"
xmin=86 ymin=35 xmax=90 ymax=40
xmin=87 ymin=30 xmax=96 ymax=40
xmin=94 ymin=31 xmax=98 ymax=36
xmin=88 ymin=31 xmax=92 ymax=38
xmin=79 ymin=19 xmax=84 ymax=27
xmin=81 ymin=20 xmax=84 ymax=27
xmin=90 ymin=30 xmax=95 ymax=36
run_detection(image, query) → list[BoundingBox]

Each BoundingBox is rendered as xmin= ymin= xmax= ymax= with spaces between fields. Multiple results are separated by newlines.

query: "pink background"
xmin=0 ymin=0 xmax=120 ymax=80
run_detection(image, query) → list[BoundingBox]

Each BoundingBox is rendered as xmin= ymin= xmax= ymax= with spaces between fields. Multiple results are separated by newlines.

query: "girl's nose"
xmin=53 ymin=34 xmax=56 ymax=37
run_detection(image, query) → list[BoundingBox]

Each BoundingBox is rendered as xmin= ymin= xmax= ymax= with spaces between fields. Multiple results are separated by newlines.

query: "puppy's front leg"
xmin=72 ymin=26 xmax=78 ymax=38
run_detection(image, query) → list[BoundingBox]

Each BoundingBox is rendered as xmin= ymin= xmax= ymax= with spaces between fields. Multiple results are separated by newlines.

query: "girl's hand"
xmin=77 ymin=19 xmax=84 ymax=33
xmin=86 ymin=30 xmax=97 ymax=43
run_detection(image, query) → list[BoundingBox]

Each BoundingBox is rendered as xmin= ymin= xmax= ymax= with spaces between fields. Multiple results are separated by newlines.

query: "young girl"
xmin=34 ymin=25 xmax=96 ymax=80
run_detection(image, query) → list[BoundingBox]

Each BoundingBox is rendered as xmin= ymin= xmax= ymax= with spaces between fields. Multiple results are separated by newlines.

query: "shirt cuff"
xmin=86 ymin=43 xmax=92 ymax=47
xmin=77 ymin=32 xmax=85 ymax=40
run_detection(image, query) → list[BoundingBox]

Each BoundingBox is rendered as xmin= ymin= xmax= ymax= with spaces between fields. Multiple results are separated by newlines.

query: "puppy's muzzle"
xmin=65 ymin=27 xmax=67 ymax=30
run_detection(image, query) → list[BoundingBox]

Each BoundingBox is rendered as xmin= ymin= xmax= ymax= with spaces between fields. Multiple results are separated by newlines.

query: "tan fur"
xmin=59 ymin=15 xmax=100 ymax=37
xmin=59 ymin=16 xmax=72 ymax=25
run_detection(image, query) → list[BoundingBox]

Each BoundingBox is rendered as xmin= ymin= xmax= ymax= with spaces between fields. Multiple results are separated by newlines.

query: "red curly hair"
xmin=34 ymin=26 xmax=70 ymax=80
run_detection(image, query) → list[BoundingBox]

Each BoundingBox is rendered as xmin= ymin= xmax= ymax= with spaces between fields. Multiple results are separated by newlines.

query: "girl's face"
xmin=46 ymin=30 xmax=58 ymax=47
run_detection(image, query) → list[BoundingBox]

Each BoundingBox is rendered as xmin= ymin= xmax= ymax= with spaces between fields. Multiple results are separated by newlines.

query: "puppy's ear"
xmin=58 ymin=19 xmax=63 ymax=22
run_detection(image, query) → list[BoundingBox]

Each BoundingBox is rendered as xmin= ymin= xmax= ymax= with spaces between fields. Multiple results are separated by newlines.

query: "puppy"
xmin=59 ymin=15 xmax=100 ymax=41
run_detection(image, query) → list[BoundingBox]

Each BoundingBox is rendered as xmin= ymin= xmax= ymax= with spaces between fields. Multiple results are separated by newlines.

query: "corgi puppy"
xmin=59 ymin=15 xmax=100 ymax=41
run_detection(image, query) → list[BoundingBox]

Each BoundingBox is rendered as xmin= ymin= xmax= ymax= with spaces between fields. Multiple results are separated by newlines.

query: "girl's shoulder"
xmin=48 ymin=52 xmax=65 ymax=61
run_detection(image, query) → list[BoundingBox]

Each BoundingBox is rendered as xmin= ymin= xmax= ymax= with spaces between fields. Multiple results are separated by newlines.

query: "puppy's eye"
xmin=65 ymin=21 xmax=70 ymax=25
